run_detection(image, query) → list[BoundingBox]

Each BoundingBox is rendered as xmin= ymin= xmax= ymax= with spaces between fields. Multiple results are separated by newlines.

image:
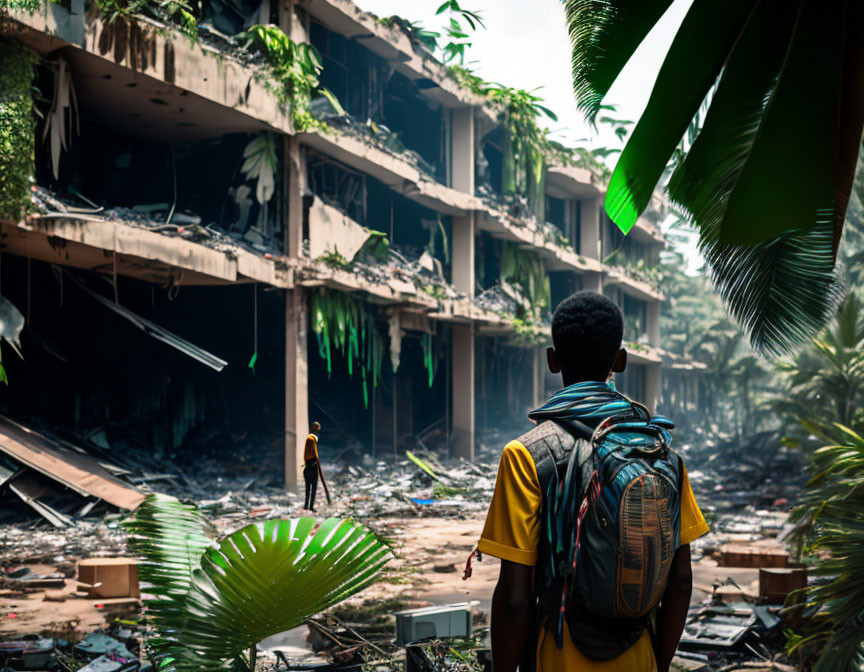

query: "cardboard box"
xmin=759 ymin=567 xmax=807 ymax=603
xmin=718 ymin=544 xmax=789 ymax=569
xmin=77 ymin=558 xmax=139 ymax=598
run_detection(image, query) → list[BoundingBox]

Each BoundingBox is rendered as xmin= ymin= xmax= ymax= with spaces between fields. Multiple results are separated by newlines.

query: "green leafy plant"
xmin=775 ymin=292 xmax=864 ymax=434
xmin=310 ymin=289 xmax=385 ymax=408
xmin=564 ymin=0 xmax=863 ymax=355
xmin=434 ymin=0 xmax=485 ymax=65
xmin=239 ymin=25 xmax=342 ymax=132
xmin=0 ymin=0 xmax=47 ymax=12
xmin=510 ymin=317 xmax=546 ymax=347
xmin=500 ymin=242 xmax=550 ymax=318
xmin=124 ymin=494 xmax=392 ymax=672
xmin=785 ymin=426 xmax=864 ymax=672
xmin=318 ymin=250 xmax=350 ymax=269
xmin=0 ymin=38 xmax=36 ymax=224
xmin=240 ymin=133 xmax=276 ymax=204
xmin=95 ymin=0 xmax=198 ymax=37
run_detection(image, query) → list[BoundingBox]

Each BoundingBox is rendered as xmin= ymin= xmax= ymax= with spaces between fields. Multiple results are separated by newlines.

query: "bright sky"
xmin=354 ymin=0 xmax=703 ymax=271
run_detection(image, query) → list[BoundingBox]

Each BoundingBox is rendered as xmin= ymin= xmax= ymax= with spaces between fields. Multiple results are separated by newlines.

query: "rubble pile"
xmin=0 ymin=411 xmax=809 ymax=672
xmin=330 ymin=451 xmax=496 ymax=520
xmin=311 ymin=105 xmax=443 ymax=183
xmin=30 ymin=186 xmax=283 ymax=257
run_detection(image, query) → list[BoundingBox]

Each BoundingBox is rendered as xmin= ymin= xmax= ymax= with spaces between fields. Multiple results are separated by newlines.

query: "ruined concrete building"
xmin=0 ymin=0 xmax=668 ymax=488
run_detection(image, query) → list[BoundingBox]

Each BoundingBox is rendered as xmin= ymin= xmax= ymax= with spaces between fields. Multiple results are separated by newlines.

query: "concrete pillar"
xmin=452 ymin=213 xmax=475 ymax=297
xmin=645 ymin=363 xmax=661 ymax=415
xmin=533 ymin=346 xmax=547 ymax=407
xmin=282 ymin=0 xmax=309 ymax=44
xmin=451 ymin=107 xmax=474 ymax=194
xmin=647 ymin=300 xmax=661 ymax=348
xmin=285 ymin=288 xmax=309 ymax=490
xmin=286 ymin=136 xmax=305 ymax=257
xmin=580 ymin=197 xmax=602 ymax=261
xmin=451 ymin=323 xmax=475 ymax=460
xmin=583 ymin=271 xmax=602 ymax=293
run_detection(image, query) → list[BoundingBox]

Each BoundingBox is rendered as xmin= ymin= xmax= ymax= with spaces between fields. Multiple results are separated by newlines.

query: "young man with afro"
xmin=477 ymin=291 xmax=709 ymax=672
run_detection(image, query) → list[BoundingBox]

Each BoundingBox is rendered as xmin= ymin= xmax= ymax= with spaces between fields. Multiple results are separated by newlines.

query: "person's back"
xmin=476 ymin=291 xmax=709 ymax=672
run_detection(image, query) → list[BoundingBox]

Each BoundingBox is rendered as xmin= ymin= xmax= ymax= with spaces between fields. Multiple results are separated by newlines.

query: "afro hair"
xmin=551 ymin=291 xmax=624 ymax=381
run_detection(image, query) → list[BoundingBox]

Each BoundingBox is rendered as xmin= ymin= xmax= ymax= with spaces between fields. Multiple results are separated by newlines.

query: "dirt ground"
xmin=1 ymin=506 xmax=788 ymax=672
xmin=1 ymin=511 xmax=779 ymax=631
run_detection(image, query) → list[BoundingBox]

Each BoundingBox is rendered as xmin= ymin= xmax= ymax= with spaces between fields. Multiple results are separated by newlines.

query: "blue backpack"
xmin=521 ymin=402 xmax=683 ymax=660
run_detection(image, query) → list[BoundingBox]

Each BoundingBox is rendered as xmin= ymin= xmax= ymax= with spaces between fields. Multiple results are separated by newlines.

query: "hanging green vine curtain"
xmin=0 ymin=39 xmax=36 ymax=223
xmin=310 ymin=289 xmax=385 ymax=409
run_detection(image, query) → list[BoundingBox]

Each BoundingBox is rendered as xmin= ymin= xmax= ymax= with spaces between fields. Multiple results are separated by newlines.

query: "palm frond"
xmin=124 ymin=495 xmax=393 ymax=672
xmin=787 ymin=424 xmax=864 ymax=672
xmin=563 ymin=0 xmax=673 ymax=123
xmin=701 ymin=221 xmax=844 ymax=356
xmin=603 ymin=0 xmax=755 ymax=234
xmin=565 ymin=0 xmax=864 ymax=353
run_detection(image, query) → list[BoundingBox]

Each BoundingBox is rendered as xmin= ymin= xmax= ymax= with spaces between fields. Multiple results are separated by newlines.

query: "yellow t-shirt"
xmin=478 ymin=439 xmax=710 ymax=672
xmin=303 ymin=434 xmax=319 ymax=462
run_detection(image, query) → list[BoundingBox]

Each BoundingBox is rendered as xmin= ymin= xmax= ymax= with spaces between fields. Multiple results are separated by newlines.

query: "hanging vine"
xmin=310 ymin=289 xmax=385 ymax=409
xmin=420 ymin=331 xmax=446 ymax=388
xmin=500 ymin=242 xmax=550 ymax=318
xmin=0 ymin=38 xmax=36 ymax=224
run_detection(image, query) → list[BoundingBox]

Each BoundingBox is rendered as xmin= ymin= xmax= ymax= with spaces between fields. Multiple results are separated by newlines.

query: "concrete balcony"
xmin=3 ymin=9 xmax=291 ymax=139
xmin=603 ymin=266 xmax=664 ymax=302
xmin=3 ymin=210 xmax=278 ymax=286
xmin=299 ymin=127 xmax=482 ymax=216
xmin=545 ymin=163 xmax=604 ymax=199
xmin=478 ymin=209 xmax=604 ymax=275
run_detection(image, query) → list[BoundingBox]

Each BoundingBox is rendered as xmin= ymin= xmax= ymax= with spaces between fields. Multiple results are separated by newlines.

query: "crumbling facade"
xmin=0 ymin=0 xmax=667 ymax=489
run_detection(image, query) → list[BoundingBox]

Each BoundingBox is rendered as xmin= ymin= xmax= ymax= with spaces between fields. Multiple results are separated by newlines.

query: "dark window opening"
xmin=546 ymin=195 xmax=566 ymax=233
xmin=615 ymin=362 xmax=647 ymax=403
xmin=310 ymin=21 xmax=447 ymax=184
xmin=602 ymin=214 xmax=648 ymax=265
xmin=477 ymin=126 xmax=506 ymax=198
xmin=381 ymin=71 xmax=446 ymax=182
xmin=0 ymin=256 xmax=286 ymax=483
xmin=306 ymin=152 xmax=453 ymax=280
xmin=604 ymin=285 xmax=648 ymax=342
xmin=33 ymin=73 xmax=283 ymax=252
xmin=476 ymin=337 xmax=535 ymax=435
xmin=549 ymin=271 xmax=583 ymax=309
xmin=309 ymin=319 xmax=450 ymax=457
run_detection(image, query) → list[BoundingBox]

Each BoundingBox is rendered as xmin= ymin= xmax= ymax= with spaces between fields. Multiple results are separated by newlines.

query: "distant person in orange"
xmin=303 ymin=421 xmax=322 ymax=511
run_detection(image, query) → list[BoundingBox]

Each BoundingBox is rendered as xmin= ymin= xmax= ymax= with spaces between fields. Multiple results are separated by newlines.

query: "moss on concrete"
xmin=0 ymin=38 xmax=36 ymax=223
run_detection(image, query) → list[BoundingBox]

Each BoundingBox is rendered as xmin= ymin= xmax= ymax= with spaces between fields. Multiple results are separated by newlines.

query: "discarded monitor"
xmin=678 ymin=604 xmax=756 ymax=651
xmin=394 ymin=603 xmax=472 ymax=646
xmin=78 ymin=559 xmax=140 ymax=598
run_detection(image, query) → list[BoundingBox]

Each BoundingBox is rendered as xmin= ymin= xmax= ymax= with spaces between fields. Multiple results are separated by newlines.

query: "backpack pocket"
xmin=615 ymin=473 xmax=676 ymax=618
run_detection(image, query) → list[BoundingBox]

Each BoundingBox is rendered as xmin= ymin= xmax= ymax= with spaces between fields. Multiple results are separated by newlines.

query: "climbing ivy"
xmin=310 ymin=288 xmax=385 ymax=409
xmin=0 ymin=39 xmax=36 ymax=224
xmin=0 ymin=0 xmax=45 ymax=11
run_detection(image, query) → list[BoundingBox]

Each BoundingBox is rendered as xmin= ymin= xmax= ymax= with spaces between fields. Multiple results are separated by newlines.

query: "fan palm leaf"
xmin=788 ymin=428 xmax=864 ymax=672
xmin=124 ymin=495 xmax=393 ymax=672
xmin=564 ymin=0 xmax=864 ymax=355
